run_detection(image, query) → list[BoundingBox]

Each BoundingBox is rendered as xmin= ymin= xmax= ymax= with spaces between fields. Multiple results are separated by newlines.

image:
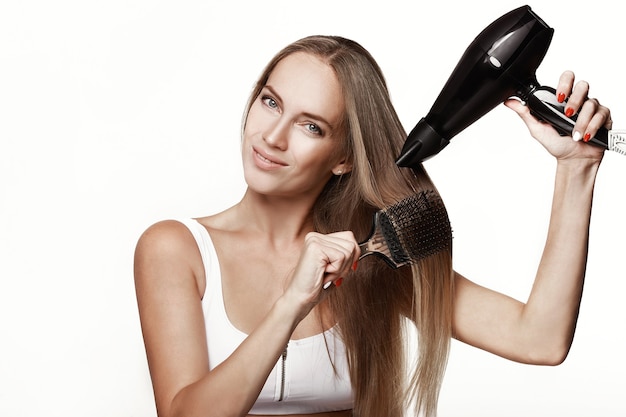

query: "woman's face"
xmin=242 ymin=52 xmax=349 ymax=199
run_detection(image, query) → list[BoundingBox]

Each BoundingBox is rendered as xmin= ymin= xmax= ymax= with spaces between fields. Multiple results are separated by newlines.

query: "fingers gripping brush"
xmin=358 ymin=190 xmax=452 ymax=269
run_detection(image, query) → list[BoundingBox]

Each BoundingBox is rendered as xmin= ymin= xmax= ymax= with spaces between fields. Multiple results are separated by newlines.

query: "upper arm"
xmin=134 ymin=220 xmax=209 ymax=416
xmin=452 ymin=271 xmax=532 ymax=363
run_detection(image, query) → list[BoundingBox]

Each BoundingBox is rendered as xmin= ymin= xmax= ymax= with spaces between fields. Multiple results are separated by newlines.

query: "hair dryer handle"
xmin=526 ymin=86 xmax=618 ymax=152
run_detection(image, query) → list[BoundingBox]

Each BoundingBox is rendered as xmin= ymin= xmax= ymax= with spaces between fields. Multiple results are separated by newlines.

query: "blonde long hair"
xmin=243 ymin=36 xmax=454 ymax=417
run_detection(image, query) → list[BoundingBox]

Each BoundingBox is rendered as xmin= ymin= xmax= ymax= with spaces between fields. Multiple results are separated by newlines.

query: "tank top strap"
xmin=175 ymin=218 xmax=220 ymax=300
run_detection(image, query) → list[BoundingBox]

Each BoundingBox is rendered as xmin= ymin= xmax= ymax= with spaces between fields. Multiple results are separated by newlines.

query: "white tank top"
xmin=178 ymin=219 xmax=353 ymax=414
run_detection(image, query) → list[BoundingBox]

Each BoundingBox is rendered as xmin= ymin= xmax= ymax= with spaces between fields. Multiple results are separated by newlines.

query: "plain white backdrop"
xmin=1 ymin=1 xmax=624 ymax=416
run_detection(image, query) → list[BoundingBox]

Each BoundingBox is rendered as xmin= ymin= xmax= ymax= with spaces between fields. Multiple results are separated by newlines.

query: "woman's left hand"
xmin=505 ymin=70 xmax=612 ymax=162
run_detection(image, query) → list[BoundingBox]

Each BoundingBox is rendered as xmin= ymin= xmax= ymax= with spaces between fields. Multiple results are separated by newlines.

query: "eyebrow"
xmin=262 ymin=84 xmax=336 ymax=130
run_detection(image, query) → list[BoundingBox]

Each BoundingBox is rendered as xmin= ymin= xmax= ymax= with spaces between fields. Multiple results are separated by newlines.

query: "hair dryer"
xmin=396 ymin=5 xmax=625 ymax=168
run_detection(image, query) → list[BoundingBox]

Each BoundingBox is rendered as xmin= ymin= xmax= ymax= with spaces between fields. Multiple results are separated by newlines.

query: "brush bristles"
xmin=379 ymin=190 xmax=452 ymax=264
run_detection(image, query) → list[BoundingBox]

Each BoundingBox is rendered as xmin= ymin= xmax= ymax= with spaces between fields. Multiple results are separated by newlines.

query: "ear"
xmin=332 ymin=160 xmax=353 ymax=176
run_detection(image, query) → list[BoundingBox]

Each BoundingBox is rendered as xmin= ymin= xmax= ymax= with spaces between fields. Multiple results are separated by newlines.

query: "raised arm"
xmin=451 ymin=71 xmax=611 ymax=364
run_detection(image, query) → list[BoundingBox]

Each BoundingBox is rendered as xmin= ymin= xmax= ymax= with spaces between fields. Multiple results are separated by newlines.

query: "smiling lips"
xmin=253 ymin=147 xmax=288 ymax=168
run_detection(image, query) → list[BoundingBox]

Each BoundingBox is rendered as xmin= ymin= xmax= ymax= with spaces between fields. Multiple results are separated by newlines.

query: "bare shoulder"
xmin=135 ymin=220 xmax=197 ymax=263
xmin=134 ymin=220 xmax=205 ymax=295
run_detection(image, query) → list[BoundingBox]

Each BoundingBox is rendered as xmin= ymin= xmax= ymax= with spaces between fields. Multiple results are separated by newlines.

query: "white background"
xmin=1 ymin=1 xmax=624 ymax=416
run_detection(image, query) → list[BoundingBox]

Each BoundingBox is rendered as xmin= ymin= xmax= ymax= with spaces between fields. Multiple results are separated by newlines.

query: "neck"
xmin=235 ymin=188 xmax=318 ymax=244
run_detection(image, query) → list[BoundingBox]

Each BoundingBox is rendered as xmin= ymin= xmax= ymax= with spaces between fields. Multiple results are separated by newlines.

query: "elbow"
xmin=532 ymin=351 xmax=569 ymax=366
xmin=525 ymin=340 xmax=572 ymax=366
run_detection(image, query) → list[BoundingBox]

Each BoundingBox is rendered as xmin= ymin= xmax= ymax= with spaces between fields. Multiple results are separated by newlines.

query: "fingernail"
xmin=352 ymin=261 xmax=358 ymax=272
xmin=323 ymin=281 xmax=333 ymax=290
xmin=565 ymin=107 xmax=574 ymax=117
xmin=334 ymin=277 xmax=344 ymax=287
xmin=557 ymin=92 xmax=566 ymax=103
xmin=583 ymin=132 xmax=591 ymax=142
xmin=573 ymin=131 xmax=582 ymax=141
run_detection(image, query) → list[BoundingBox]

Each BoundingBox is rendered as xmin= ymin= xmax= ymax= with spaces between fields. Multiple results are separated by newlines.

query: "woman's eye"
xmin=306 ymin=123 xmax=323 ymax=136
xmin=261 ymin=95 xmax=278 ymax=109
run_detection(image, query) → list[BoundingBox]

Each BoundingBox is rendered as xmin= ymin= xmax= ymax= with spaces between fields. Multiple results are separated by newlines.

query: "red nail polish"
xmin=557 ymin=92 xmax=566 ymax=103
xmin=583 ymin=133 xmax=591 ymax=142
xmin=352 ymin=261 xmax=358 ymax=272
xmin=565 ymin=107 xmax=574 ymax=117
xmin=335 ymin=277 xmax=344 ymax=287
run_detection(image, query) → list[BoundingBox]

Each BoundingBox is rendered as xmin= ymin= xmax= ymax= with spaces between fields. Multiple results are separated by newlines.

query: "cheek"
xmin=244 ymin=101 xmax=269 ymax=134
xmin=294 ymin=143 xmax=341 ymax=173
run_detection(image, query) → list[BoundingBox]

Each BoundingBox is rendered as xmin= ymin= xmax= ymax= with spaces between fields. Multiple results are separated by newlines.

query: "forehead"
xmin=266 ymin=52 xmax=344 ymax=126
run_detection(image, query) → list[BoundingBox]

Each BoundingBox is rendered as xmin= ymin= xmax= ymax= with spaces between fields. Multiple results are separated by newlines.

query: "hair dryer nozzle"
xmin=396 ymin=118 xmax=449 ymax=166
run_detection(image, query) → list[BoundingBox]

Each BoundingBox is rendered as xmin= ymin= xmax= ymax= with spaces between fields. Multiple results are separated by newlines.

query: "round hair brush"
xmin=358 ymin=190 xmax=453 ymax=268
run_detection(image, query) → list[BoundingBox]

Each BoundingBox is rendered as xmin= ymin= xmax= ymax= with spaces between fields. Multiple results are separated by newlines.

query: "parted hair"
xmin=243 ymin=35 xmax=454 ymax=417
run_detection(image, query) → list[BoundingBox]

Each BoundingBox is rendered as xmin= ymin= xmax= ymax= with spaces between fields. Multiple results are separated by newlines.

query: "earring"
xmin=336 ymin=170 xmax=343 ymax=175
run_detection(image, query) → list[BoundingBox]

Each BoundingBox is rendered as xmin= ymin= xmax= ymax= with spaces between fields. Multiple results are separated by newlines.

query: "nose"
xmin=263 ymin=116 xmax=289 ymax=150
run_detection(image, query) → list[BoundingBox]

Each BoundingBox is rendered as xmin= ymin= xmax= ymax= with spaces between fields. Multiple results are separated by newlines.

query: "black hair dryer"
xmin=396 ymin=5 xmax=625 ymax=168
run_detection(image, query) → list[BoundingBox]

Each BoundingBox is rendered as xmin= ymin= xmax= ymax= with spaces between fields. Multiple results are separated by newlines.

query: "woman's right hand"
xmin=283 ymin=231 xmax=360 ymax=317
xmin=505 ymin=70 xmax=611 ymax=163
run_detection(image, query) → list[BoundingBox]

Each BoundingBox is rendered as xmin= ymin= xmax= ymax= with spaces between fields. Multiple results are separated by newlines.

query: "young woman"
xmin=134 ymin=36 xmax=612 ymax=417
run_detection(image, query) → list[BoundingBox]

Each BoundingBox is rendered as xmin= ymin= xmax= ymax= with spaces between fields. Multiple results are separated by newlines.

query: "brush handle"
xmin=357 ymin=241 xmax=371 ymax=259
xmin=357 ymin=230 xmax=387 ymax=261
xmin=356 ymin=212 xmax=407 ymax=269
xmin=527 ymin=86 xmax=625 ymax=155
